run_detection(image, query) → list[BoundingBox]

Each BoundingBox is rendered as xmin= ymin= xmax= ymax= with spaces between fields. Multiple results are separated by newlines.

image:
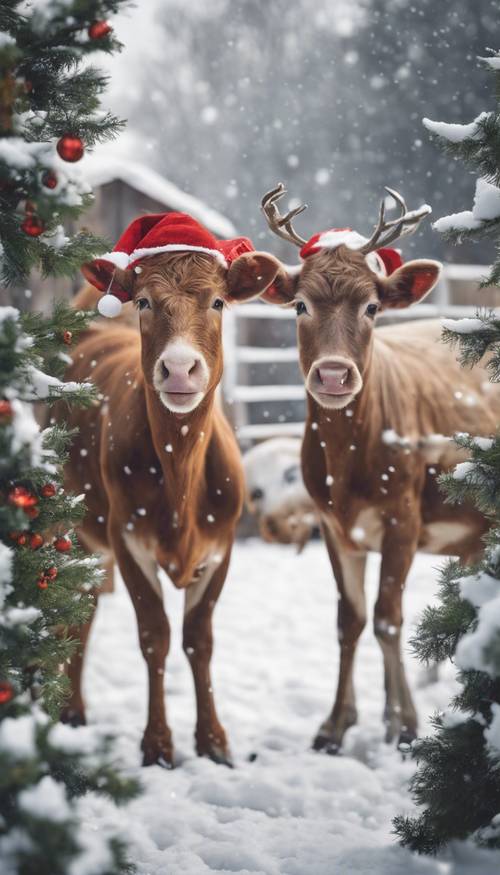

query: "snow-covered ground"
xmin=78 ymin=541 xmax=499 ymax=875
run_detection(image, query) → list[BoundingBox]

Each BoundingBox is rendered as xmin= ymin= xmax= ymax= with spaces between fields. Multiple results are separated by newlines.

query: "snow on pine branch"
xmin=26 ymin=365 xmax=93 ymax=401
xmin=422 ymin=112 xmax=491 ymax=144
xmin=441 ymin=317 xmax=486 ymax=334
xmin=433 ymin=178 xmax=500 ymax=235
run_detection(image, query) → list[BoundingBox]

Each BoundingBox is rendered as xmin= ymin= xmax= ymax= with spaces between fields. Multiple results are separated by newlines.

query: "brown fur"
xmin=58 ymin=249 xmax=281 ymax=767
xmin=261 ymin=245 xmax=500 ymax=751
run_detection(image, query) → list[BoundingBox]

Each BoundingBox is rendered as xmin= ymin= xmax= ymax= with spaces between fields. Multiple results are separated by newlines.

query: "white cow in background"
xmin=243 ymin=437 xmax=319 ymax=551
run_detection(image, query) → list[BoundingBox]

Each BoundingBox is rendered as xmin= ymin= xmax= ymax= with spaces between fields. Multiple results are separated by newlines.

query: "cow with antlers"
xmin=251 ymin=184 xmax=500 ymax=753
xmin=60 ymin=212 xmax=285 ymax=768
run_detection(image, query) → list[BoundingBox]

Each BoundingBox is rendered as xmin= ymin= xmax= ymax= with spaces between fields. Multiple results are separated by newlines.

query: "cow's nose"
xmin=317 ymin=362 xmax=352 ymax=395
xmin=159 ymin=350 xmax=205 ymax=393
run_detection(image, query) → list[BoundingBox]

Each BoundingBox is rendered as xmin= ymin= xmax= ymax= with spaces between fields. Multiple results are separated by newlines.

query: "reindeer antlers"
xmin=360 ymin=187 xmax=431 ymax=255
xmin=261 ymin=182 xmax=431 ymax=255
xmin=261 ymin=183 xmax=308 ymax=248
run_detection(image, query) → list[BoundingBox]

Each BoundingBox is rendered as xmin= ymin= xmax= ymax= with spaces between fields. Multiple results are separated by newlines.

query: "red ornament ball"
xmin=24 ymin=506 xmax=39 ymax=519
xmin=57 ymin=135 xmax=84 ymax=163
xmin=41 ymin=483 xmax=57 ymax=498
xmin=30 ymin=533 xmax=44 ymax=550
xmin=0 ymin=399 xmax=12 ymax=422
xmin=54 ymin=535 xmax=72 ymax=553
xmin=9 ymin=486 xmax=38 ymax=508
xmin=0 ymin=681 xmax=14 ymax=704
xmin=45 ymin=566 xmax=58 ymax=580
xmin=37 ymin=577 xmax=49 ymax=590
xmin=42 ymin=170 xmax=58 ymax=189
xmin=88 ymin=19 xmax=112 ymax=39
xmin=63 ymin=330 xmax=73 ymax=345
xmin=17 ymin=533 xmax=27 ymax=546
xmin=21 ymin=213 xmax=44 ymax=237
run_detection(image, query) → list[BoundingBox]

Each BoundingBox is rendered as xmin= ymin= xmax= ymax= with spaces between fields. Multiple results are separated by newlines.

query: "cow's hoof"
xmin=142 ymin=752 xmax=174 ymax=769
xmin=397 ymin=729 xmax=417 ymax=758
xmin=198 ymin=743 xmax=234 ymax=768
xmin=141 ymin=735 xmax=174 ymax=769
xmin=60 ymin=707 xmax=86 ymax=727
xmin=312 ymin=734 xmax=341 ymax=755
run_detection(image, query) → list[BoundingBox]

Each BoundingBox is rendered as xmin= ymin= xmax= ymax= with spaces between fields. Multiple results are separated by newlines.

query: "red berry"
xmin=88 ymin=20 xmax=112 ymax=39
xmin=41 ymin=483 xmax=56 ymax=498
xmin=29 ymin=533 xmax=44 ymax=550
xmin=56 ymin=135 xmax=84 ymax=163
xmin=0 ymin=681 xmax=14 ymax=704
xmin=54 ymin=535 xmax=72 ymax=552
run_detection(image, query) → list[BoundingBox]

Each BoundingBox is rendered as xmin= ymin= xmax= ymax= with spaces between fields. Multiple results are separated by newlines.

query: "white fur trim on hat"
xmin=130 ymin=243 xmax=228 ymax=267
xmin=98 ymin=251 xmax=130 ymax=270
xmin=316 ymin=230 xmax=367 ymax=250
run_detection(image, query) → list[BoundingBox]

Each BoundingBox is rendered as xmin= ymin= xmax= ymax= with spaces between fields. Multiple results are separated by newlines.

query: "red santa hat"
xmin=299 ymin=228 xmax=403 ymax=276
xmin=85 ymin=212 xmax=254 ymax=317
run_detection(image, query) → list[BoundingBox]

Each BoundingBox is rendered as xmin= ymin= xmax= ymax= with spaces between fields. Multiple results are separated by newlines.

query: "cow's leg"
xmin=60 ymin=589 xmax=99 ymax=727
xmin=183 ymin=547 xmax=232 ymax=766
xmin=375 ymin=525 xmax=419 ymax=747
xmin=313 ymin=524 xmax=367 ymax=753
xmin=111 ymin=532 xmax=172 ymax=768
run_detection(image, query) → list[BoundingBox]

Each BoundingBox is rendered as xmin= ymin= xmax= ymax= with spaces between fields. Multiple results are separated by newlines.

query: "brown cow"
xmin=251 ymin=184 xmax=500 ymax=753
xmin=59 ymin=216 xmax=283 ymax=768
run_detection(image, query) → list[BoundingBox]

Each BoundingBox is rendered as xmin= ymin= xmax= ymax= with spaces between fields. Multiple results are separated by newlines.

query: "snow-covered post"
xmin=395 ymin=50 xmax=500 ymax=854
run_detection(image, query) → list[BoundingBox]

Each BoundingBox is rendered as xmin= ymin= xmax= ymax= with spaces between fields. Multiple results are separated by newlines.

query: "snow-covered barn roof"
xmin=80 ymin=154 xmax=236 ymax=239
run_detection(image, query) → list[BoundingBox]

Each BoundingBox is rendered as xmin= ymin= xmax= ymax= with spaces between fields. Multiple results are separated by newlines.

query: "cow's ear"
xmin=81 ymin=259 xmax=134 ymax=297
xmin=378 ymin=259 xmax=442 ymax=309
xmin=225 ymin=252 xmax=297 ymax=304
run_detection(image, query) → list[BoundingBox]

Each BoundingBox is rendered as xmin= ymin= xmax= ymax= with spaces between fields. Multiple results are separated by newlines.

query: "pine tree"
xmin=0 ymin=304 xmax=138 ymax=874
xmin=0 ymin=0 xmax=126 ymax=287
xmin=0 ymin=4 xmax=139 ymax=872
xmin=394 ymin=50 xmax=500 ymax=853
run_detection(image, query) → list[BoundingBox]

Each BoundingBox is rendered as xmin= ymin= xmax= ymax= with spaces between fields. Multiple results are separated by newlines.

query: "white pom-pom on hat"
xmin=98 ymin=294 xmax=122 ymax=318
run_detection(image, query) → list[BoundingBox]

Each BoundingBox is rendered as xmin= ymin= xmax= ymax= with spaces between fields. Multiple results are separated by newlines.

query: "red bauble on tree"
xmin=63 ymin=330 xmax=73 ymax=345
xmin=45 ymin=566 xmax=58 ymax=581
xmin=41 ymin=483 xmax=56 ymax=498
xmin=88 ymin=20 xmax=112 ymax=39
xmin=0 ymin=681 xmax=14 ymax=704
xmin=0 ymin=399 xmax=12 ymax=422
xmin=29 ymin=533 xmax=44 ymax=550
xmin=8 ymin=486 xmax=38 ymax=508
xmin=42 ymin=170 xmax=58 ymax=189
xmin=57 ymin=135 xmax=84 ymax=163
xmin=54 ymin=535 xmax=72 ymax=552
xmin=21 ymin=212 xmax=44 ymax=237
xmin=37 ymin=576 xmax=49 ymax=590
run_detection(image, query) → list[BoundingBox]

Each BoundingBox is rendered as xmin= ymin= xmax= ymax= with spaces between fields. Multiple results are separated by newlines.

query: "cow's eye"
xmin=295 ymin=300 xmax=308 ymax=316
xmin=136 ymin=298 xmax=151 ymax=311
xmin=212 ymin=298 xmax=224 ymax=311
xmin=250 ymin=487 xmax=264 ymax=501
xmin=365 ymin=302 xmax=379 ymax=318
